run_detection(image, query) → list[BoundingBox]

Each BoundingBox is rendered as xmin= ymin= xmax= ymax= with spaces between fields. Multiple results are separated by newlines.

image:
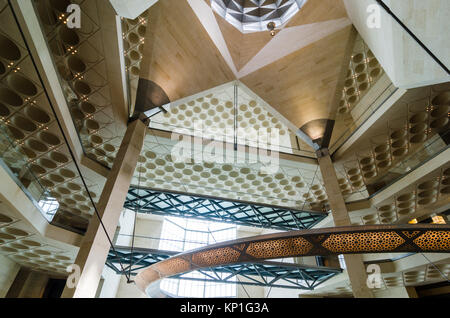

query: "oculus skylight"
xmin=211 ymin=0 xmax=308 ymax=33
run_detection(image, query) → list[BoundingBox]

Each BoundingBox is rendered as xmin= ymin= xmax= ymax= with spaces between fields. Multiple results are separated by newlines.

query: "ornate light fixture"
xmin=267 ymin=21 xmax=276 ymax=36
xmin=211 ymin=0 xmax=308 ymax=33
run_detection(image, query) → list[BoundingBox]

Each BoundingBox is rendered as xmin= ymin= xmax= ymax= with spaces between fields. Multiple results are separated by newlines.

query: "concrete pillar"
xmin=341 ymin=255 xmax=374 ymax=298
xmin=5 ymin=268 xmax=31 ymax=298
xmin=405 ymin=287 xmax=418 ymax=298
xmin=61 ymin=118 xmax=148 ymax=298
xmin=317 ymin=149 xmax=374 ymax=298
xmin=6 ymin=268 xmax=49 ymax=298
xmin=0 ymin=255 xmax=20 ymax=298
xmin=317 ymin=153 xmax=351 ymax=226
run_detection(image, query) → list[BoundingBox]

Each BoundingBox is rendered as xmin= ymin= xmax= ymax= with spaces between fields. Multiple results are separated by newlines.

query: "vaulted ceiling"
xmin=138 ymin=0 xmax=357 ymax=143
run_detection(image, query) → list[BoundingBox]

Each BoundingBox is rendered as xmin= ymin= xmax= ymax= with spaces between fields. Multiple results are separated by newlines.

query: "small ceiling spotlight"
xmin=267 ymin=22 xmax=276 ymax=36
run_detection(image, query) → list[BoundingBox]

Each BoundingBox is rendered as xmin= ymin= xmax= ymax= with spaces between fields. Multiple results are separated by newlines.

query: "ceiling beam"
xmin=109 ymin=0 xmax=158 ymax=19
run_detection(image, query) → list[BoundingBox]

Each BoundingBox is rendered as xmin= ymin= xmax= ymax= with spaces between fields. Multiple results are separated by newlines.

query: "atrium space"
xmin=0 ymin=0 xmax=449 ymax=301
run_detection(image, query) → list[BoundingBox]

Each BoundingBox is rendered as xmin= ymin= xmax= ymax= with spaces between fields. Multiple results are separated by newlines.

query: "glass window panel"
xmin=159 ymin=216 xmax=236 ymax=297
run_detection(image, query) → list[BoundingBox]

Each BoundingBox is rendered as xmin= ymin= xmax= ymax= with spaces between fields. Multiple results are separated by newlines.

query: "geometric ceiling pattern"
xmin=0 ymin=204 xmax=77 ymax=277
xmin=1 ymin=0 xmax=448 ymax=301
xmin=37 ymin=0 xmax=128 ymax=170
xmin=0 ymin=3 xmax=105 ymax=234
xmin=135 ymin=74 xmax=423 ymax=210
xmin=148 ymin=82 xmax=298 ymax=152
xmin=126 ymin=2 xmax=426 ymax=224
xmin=126 ymin=0 xmax=407 ymax=212
xmin=358 ymin=166 xmax=450 ymax=226
xmin=130 ymin=83 xmax=450 ymax=219
xmin=337 ymin=36 xmax=384 ymax=116
xmin=140 ymin=0 xmax=355 ymax=134
xmin=211 ymin=0 xmax=307 ymax=33
xmin=334 ymin=84 xmax=450 ymax=199
xmin=132 ymin=131 xmax=329 ymax=211
xmin=121 ymin=11 xmax=150 ymax=114
xmin=238 ymin=24 xmax=354 ymax=129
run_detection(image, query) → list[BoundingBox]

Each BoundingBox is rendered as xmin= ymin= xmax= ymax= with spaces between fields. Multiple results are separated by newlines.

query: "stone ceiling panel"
xmin=286 ymin=0 xmax=348 ymax=27
xmin=139 ymin=0 xmax=235 ymax=103
xmin=240 ymin=26 xmax=355 ymax=130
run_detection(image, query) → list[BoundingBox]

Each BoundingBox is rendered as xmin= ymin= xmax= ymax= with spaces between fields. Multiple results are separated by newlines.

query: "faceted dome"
xmin=211 ymin=0 xmax=307 ymax=33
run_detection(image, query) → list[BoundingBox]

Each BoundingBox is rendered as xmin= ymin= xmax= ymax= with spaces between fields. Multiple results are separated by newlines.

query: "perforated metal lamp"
xmin=135 ymin=224 xmax=450 ymax=297
xmin=267 ymin=22 xmax=276 ymax=36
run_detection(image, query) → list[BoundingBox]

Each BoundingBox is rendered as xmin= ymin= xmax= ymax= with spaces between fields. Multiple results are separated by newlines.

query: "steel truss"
xmin=106 ymin=247 xmax=342 ymax=290
xmin=125 ymin=188 xmax=327 ymax=231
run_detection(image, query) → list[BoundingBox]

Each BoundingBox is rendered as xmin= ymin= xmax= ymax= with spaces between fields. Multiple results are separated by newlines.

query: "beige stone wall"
xmin=98 ymin=266 xmax=121 ymax=298
xmin=0 ymin=255 xmax=20 ymax=298
xmin=237 ymin=283 xmax=264 ymax=298
xmin=18 ymin=272 xmax=49 ymax=298
xmin=115 ymin=276 xmax=146 ymax=298
xmin=343 ymin=0 xmax=450 ymax=88
xmin=98 ymin=213 xmax=163 ymax=298
xmin=264 ymin=287 xmax=300 ymax=298
xmin=134 ymin=216 xmax=164 ymax=249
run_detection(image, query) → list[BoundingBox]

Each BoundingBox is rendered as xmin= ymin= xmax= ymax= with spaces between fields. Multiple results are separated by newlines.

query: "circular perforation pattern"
xmin=338 ymin=39 xmax=384 ymax=114
xmin=135 ymin=143 xmax=314 ymax=209
xmin=192 ymin=247 xmax=241 ymax=267
xmin=154 ymin=257 xmax=190 ymax=276
xmin=26 ymin=106 xmax=51 ymax=124
xmin=59 ymin=27 xmax=80 ymax=47
xmin=152 ymin=89 xmax=290 ymax=146
xmin=343 ymin=90 xmax=449 ymax=189
xmin=122 ymin=12 xmax=148 ymax=81
xmin=4 ymin=227 xmax=28 ymax=236
xmin=0 ymin=34 xmax=21 ymax=61
xmin=246 ymin=237 xmax=313 ymax=259
xmin=0 ymin=213 xmax=13 ymax=224
xmin=0 ymin=87 xmax=23 ymax=107
xmin=7 ymin=74 xmax=38 ymax=97
xmin=322 ymin=232 xmax=405 ymax=253
xmin=21 ymin=240 xmax=41 ymax=247
xmin=0 ymin=247 xmax=18 ymax=253
xmin=0 ymin=233 xmax=15 ymax=240
xmin=413 ymin=231 xmax=450 ymax=251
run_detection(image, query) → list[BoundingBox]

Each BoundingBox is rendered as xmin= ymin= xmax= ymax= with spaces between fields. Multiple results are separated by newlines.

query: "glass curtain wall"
xmin=158 ymin=217 xmax=237 ymax=298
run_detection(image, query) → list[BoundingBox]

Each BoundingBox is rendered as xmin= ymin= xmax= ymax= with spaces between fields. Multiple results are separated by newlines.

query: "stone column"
xmin=317 ymin=149 xmax=374 ymax=298
xmin=6 ymin=268 xmax=49 ymax=298
xmin=61 ymin=118 xmax=148 ymax=298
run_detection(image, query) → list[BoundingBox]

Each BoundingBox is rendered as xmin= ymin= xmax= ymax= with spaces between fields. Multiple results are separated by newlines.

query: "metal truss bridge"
xmin=125 ymin=187 xmax=327 ymax=231
xmin=106 ymin=247 xmax=342 ymax=290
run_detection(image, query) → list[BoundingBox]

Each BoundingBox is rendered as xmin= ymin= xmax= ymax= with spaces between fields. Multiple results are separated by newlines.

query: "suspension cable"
xmin=375 ymin=0 xmax=449 ymax=75
xmin=128 ymin=159 xmax=144 ymax=283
